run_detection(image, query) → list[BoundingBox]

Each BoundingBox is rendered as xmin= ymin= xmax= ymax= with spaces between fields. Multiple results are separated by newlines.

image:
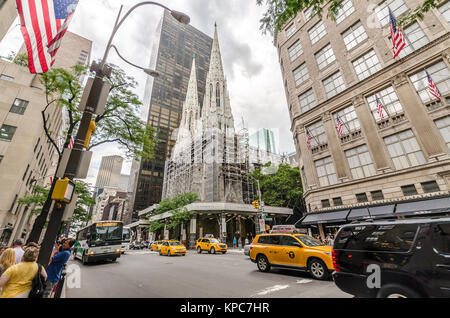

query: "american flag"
xmin=67 ymin=136 xmax=74 ymax=149
xmin=376 ymin=96 xmax=384 ymax=119
xmin=336 ymin=115 xmax=343 ymax=137
xmin=16 ymin=0 xmax=78 ymax=74
xmin=426 ymin=71 xmax=441 ymax=101
xmin=305 ymin=128 xmax=312 ymax=150
xmin=389 ymin=8 xmax=406 ymax=59
xmin=50 ymin=176 xmax=53 ymax=184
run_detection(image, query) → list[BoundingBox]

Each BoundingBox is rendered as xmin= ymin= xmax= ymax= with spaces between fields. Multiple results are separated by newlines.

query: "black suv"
xmin=332 ymin=217 xmax=450 ymax=298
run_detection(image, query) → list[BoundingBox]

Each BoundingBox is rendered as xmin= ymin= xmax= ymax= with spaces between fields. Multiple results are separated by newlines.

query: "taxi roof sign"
xmin=270 ymin=225 xmax=307 ymax=234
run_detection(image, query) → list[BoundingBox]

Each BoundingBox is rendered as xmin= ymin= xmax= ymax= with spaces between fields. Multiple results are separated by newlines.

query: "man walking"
xmin=43 ymin=238 xmax=75 ymax=298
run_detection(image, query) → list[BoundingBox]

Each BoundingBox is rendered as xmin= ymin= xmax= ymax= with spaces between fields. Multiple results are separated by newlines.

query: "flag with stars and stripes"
xmin=426 ymin=71 xmax=441 ymax=101
xmin=16 ymin=0 xmax=79 ymax=74
xmin=336 ymin=115 xmax=343 ymax=137
xmin=306 ymin=128 xmax=312 ymax=150
xmin=388 ymin=8 xmax=406 ymax=59
xmin=376 ymin=96 xmax=384 ymax=119
xmin=67 ymin=136 xmax=74 ymax=149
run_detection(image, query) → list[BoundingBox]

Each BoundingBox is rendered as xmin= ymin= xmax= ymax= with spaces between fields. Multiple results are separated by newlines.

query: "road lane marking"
xmin=296 ymin=279 xmax=313 ymax=284
xmin=254 ymin=284 xmax=290 ymax=296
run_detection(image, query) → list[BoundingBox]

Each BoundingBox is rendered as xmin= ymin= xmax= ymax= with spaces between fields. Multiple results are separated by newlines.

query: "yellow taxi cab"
xmin=249 ymin=228 xmax=334 ymax=280
xmin=159 ymin=240 xmax=187 ymax=256
xmin=196 ymin=237 xmax=228 ymax=254
xmin=151 ymin=241 xmax=164 ymax=251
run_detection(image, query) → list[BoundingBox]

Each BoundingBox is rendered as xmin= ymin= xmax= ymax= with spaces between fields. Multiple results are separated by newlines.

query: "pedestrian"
xmin=24 ymin=242 xmax=40 ymax=250
xmin=0 ymin=248 xmax=15 ymax=276
xmin=7 ymin=239 xmax=25 ymax=264
xmin=245 ymin=237 xmax=249 ymax=245
xmin=0 ymin=246 xmax=5 ymax=257
xmin=43 ymin=238 xmax=75 ymax=298
xmin=0 ymin=247 xmax=47 ymax=298
xmin=233 ymin=236 xmax=237 ymax=248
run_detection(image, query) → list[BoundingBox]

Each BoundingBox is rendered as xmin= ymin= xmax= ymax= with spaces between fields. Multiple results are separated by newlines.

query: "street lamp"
xmin=37 ymin=1 xmax=190 ymax=265
xmin=110 ymin=45 xmax=159 ymax=78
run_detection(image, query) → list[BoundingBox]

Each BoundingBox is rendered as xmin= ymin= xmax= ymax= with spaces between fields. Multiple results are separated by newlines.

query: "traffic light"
xmin=83 ymin=120 xmax=97 ymax=149
xmin=252 ymin=200 xmax=260 ymax=210
xmin=51 ymin=178 xmax=76 ymax=204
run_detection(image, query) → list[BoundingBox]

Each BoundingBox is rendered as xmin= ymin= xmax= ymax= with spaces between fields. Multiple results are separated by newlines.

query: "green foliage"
xmin=40 ymin=62 xmax=157 ymax=161
xmin=1 ymin=51 xmax=28 ymax=67
xmin=249 ymin=163 xmax=303 ymax=213
xmin=18 ymin=186 xmax=50 ymax=216
xmin=148 ymin=193 xmax=199 ymax=232
xmin=256 ymin=0 xmax=445 ymax=35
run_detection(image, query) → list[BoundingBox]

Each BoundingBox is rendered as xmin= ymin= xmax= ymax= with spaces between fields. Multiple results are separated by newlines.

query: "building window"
xmin=304 ymin=6 xmax=315 ymax=20
xmin=334 ymin=0 xmax=355 ymax=24
xmin=342 ymin=21 xmax=368 ymax=51
xmin=421 ymin=181 xmax=440 ymax=193
xmin=315 ymin=43 xmax=336 ymax=70
xmin=285 ymin=23 xmax=296 ymax=39
xmin=0 ymin=155 xmax=3 ymax=164
xmin=334 ymin=105 xmax=360 ymax=135
xmin=293 ymin=63 xmax=309 ymax=87
xmin=306 ymin=120 xmax=327 ymax=148
xmin=288 ymin=40 xmax=303 ymax=61
xmin=309 ymin=20 xmax=327 ymax=45
xmin=402 ymin=22 xmax=429 ymax=57
xmin=9 ymin=195 xmax=18 ymax=212
xmin=333 ymin=197 xmax=343 ymax=206
xmin=22 ymin=164 xmax=30 ymax=181
xmin=315 ymin=156 xmax=338 ymax=187
xmin=409 ymin=61 xmax=450 ymax=103
xmin=321 ymin=199 xmax=331 ymax=208
xmin=371 ymin=190 xmax=384 ymax=201
xmin=0 ymin=74 xmax=14 ymax=81
xmin=298 ymin=89 xmax=317 ymax=113
xmin=375 ymin=0 xmax=409 ymax=26
xmin=0 ymin=124 xmax=17 ymax=142
xmin=366 ymin=86 xmax=404 ymax=122
xmin=356 ymin=193 xmax=369 ymax=203
xmin=345 ymin=144 xmax=376 ymax=179
xmin=401 ymin=184 xmax=418 ymax=196
xmin=9 ymin=98 xmax=29 ymax=115
xmin=323 ymin=71 xmax=346 ymax=99
xmin=438 ymin=1 xmax=450 ymax=24
xmin=384 ymin=129 xmax=427 ymax=170
xmin=435 ymin=116 xmax=450 ymax=150
xmin=352 ymin=50 xmax=382 ymax=81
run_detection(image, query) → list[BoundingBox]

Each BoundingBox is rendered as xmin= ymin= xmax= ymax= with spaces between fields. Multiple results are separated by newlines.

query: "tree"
xmin=19 ymin=180 xmax=95 ymax=237
xmin=256 ymin=0 xmax=446 ymax=35
xmin=25 ymin=59 xmax=157 ymax=243
xmin=249 ymin=163 xmax=304 ymax=215
xmin=148 ymin=193 xmax=199 ymax=234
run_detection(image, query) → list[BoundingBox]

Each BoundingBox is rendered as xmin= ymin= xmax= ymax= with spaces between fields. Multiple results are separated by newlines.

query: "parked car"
xmin=249 ymin=232 xmax=334 ymax=280
xmin=332 ymin=217 xmax=450 ymax=298
xmin=244 ymin=244 xmax=251 ymax=256
xmin=159 ymin=240 xmax=187 ymax=256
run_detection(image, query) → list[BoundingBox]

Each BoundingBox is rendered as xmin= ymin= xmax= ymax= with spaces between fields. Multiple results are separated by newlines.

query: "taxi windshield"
xmin=295 ymin=235 xmax=323 ymax=247
xmin=169 ymin=241 xmax=182 ymax=246
xmin=210 ymin=239 xmax=220 ymax=243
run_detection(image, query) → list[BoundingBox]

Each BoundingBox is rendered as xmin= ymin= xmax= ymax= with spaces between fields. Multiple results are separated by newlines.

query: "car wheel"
xmin=197 ymin=247 xmax=202 ymax=254
xmin=159 ymin=249 xmax=162 ymax=256
xmin=222 ymin=251 xmax=226 ymax=254
xmin=256 ymin=255 xmax=271 ymax=272
xmin=168 ymin=250 xmax=171 ymax=257
xmin=111 ymin=258 xmax=117 ymax=262
xmin=377 ymin=284 xmax=421 ymax=298
xmin=308 ymin=258 xmax=329 ymax=280
xmin=211 ymin=247 xmax=215 ymax=254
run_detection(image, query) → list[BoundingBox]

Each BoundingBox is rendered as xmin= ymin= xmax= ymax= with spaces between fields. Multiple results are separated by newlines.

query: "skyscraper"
xmin=249 ymin=128 xmax=278 ymax=154
xmin=130 ymin=11 xmax=213 ymax=216
xmin=95 ymin=155 xmax=124 ymax=191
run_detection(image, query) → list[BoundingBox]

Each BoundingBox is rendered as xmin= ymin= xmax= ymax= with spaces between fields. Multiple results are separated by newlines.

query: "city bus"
xmin=74 ymin=221 xmax=123 ymax=264
xmin=121 ymin=226 xmax=131 ymax=254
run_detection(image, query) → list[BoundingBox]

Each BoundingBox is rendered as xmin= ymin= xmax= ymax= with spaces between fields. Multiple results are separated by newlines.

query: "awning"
xmin=347 ymin=208 xmax=371 ymax=221
xmin=395 ymin=197 xmax=450 ymax=217
xmin=301 ymin=210 xmax=350 ymax=225
xmin=368 ymin=205 xmax=396 ymax=219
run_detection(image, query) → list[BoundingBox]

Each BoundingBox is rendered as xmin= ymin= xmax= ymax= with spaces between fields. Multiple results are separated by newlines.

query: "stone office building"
xmin=276 ymin=0 xmax=450 ymax=237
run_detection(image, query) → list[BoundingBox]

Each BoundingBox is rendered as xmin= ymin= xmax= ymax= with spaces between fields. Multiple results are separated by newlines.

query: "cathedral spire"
xmin=208 ymin=22 xmax=225 ymax=80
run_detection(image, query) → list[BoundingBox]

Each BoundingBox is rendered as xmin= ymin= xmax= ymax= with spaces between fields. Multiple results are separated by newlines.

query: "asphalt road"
xmin=65 ymin=249 xmax=351 ymax=298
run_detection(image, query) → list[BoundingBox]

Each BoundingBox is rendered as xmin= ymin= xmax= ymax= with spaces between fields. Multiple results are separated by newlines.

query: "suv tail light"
xmin=332 ymin=249 xmax=340 ymax=272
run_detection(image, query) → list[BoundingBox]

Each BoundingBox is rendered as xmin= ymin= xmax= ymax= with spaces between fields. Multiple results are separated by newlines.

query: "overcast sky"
xmin=0 ymin=0 xmax=295 ymax=187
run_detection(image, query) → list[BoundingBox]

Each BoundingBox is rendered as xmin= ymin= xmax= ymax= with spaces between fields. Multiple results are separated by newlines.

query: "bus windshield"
xmin=91 ymin=223 xmax=123 ymax=244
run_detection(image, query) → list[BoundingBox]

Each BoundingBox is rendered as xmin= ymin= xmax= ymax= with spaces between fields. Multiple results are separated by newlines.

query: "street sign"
xmin=259 ymin=218 xmax=265 ymax=233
